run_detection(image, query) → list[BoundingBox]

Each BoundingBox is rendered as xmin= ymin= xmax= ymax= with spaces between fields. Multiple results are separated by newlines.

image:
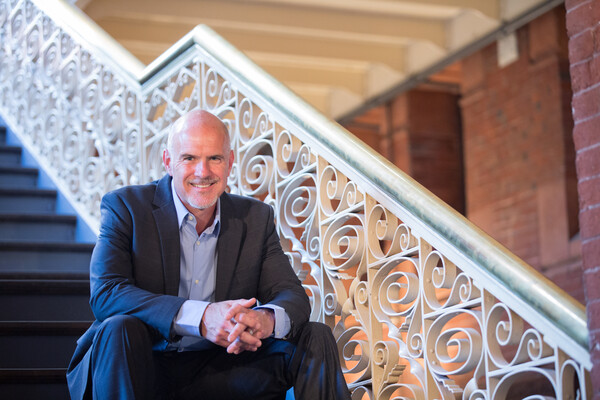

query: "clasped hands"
xmin=200 ymin=298 xmax=274 ymax=354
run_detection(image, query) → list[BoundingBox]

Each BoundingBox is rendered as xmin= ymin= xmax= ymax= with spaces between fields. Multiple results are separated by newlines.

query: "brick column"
xmin=565 ymin=0 xmax=600 ymax=395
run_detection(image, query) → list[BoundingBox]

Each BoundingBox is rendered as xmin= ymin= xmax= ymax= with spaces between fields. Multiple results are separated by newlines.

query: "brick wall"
xmin=565 ymin=0 xmax=600 ymax=394
xmin=343 ymin=89 xmax=465 ymax=214
xmin=459 ymin=8 xmax=583 ymax=301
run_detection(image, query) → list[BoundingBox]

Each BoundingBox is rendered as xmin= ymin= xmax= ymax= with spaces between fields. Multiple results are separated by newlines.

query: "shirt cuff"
xmin=254 ymin=304 xmax=291 ymax=339
xmin=173 ymin=300 xmax=210 ymax=337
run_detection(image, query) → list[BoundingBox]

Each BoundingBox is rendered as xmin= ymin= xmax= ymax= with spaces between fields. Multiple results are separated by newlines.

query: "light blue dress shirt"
xmin=170 ymin=182 xmax=290 ymax=351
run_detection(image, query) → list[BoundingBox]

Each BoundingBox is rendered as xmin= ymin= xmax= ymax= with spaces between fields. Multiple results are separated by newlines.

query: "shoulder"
xmin=97 ymin=177 xmax=171 ymax=231
xmin=221 ymin=192 xmax=274 ymax=220
xmin=102 ymin=175 xmax=169 ymax=207
xmin=222 ymin=192 xmax=272 ymax=210
xmin=105 ymin=181 xmax=157 ymax=200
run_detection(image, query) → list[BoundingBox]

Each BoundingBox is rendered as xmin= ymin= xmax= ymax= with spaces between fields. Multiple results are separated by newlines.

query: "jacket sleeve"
xmin=88 ymin=190 xmax=185 ymax=342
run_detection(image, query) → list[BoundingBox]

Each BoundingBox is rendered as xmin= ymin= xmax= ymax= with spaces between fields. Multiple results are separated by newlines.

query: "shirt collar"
xmin=171 ymin=178 xmax=221 ymax=234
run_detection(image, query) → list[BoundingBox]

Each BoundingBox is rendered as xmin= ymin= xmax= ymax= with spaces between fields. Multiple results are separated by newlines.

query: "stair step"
xmin=0 ymin=321 xmax=91 ymax=335
xmin=0 ymin=145 xmax=22 ymax=165
xmin=0 ymin=166 xmax=38 ymax=188
xmin=0 ymin=278 xmax=92 ymax=321
xmin=0 ymin=368 xmax=66 ymax=383
xmin=0 ymin=278 xmax=90 ymax=293
xmin=0 ymin=271 xmax=89 ymax=280
xmin=0 ymin=241 xmax=94 ymax=272
xmin=0 ymin=188 xmax=57 ymax=214
xmin=0 ymin=214 xmax=77 ymax=242
xmin=0 ymin=321 xmax=91 ymax=369
xmin=0 ymin=368 xmax=69 ymax=400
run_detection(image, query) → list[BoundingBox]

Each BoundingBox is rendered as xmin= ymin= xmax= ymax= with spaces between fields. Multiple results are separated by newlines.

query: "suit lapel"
xmin=215 ymin=193 xmax=243 ymax=301
xmin=152 ymin=175 xmax=181 ymax=296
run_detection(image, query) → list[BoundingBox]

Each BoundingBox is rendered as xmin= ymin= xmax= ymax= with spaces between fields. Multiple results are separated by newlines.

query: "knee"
xmin=97 ymin=315 xmax=145 ymax=334
xmin=303 ymin=321 xmax=334 ymax=338
xmin=297 ymin=322 xmax=338 ymax=349
xmin=94 ymin=315 xmax=150 ymax=348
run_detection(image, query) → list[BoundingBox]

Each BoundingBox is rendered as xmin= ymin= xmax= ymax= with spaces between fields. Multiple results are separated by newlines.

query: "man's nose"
xmin=195 ymin=161 xmax=210 ymax=175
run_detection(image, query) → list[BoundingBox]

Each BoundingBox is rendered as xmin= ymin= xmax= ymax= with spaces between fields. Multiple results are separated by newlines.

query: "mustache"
xmin=189 ymin=178 xmax=219 ymax=185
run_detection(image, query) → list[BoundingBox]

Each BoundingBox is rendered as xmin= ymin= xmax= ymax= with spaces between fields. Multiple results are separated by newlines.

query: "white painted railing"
xmin=0 ymin=0 xmax=591 ymax=398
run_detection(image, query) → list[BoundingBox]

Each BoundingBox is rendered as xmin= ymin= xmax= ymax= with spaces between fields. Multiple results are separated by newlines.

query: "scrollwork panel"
xmin=0 ymin=2 xmax=592 ymax=399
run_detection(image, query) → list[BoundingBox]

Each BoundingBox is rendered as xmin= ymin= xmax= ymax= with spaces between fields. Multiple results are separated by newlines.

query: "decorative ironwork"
xmin=0 ymin=1 xmax=591 ymax=398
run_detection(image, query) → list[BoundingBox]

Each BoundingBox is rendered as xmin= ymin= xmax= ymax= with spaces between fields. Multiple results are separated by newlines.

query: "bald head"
xmin=167 ymin=109 xmax=231 ymax=156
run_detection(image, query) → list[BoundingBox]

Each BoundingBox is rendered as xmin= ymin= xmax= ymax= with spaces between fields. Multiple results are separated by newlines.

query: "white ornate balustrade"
xmin=0 ymin=0 xmax=592 ymax=398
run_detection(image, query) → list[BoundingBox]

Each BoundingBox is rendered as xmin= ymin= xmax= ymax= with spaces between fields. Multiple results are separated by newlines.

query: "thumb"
xmin=238 ymin=297 xmax=257 ymax=308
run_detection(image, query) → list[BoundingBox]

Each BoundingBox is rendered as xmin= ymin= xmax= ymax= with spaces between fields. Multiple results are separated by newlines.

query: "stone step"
xmin=0 ymin=368 xmax=69 ymax=400
xmin=0 ymin=321 xmax=91 ymax=369
xmin=0 ymin=145 xmax=22 ymax=166
xmin=0 ymin=166 xmax=38 ymax=188
xmin=0 ymin=214 xmax=78 ymax=242
xmin=0 ymin=241 xmax=94 ymax=272
xmin=0 ymin=188 xmax=57 ymax=214
xmin=0 ymin=277 xmax=92 ymax=321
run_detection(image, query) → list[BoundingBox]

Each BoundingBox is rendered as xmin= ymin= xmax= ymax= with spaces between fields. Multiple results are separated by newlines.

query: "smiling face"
xmin=163 ymin=110 xmax=233 ymax=222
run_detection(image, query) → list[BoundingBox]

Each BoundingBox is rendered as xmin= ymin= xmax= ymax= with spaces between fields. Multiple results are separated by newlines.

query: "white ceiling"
xmin=78 ymin=0 xmax=561 ymax=120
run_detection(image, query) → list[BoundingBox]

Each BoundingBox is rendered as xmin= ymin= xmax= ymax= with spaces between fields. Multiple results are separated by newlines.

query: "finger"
xmin=225 ymin=305 xmax=249 ymax=323
xmin=235 ymin=311 xmax=262 ymax=331
xmin=227 ymin=321 xmax=248 ymax=342
xmin=239 ymin=297 xmax=257 ymax=308
xmin=224 ymin=298 xmax=256 ymax=321
xmin=228 ymin=325 xmax=262 ymax=349
xmin=227 ymin=337 xmax=260 ymax=354
xmin=227 ymin=338 xmax=245 ymax=354
xmin=240 ymin=330 xmax=262 ymax=347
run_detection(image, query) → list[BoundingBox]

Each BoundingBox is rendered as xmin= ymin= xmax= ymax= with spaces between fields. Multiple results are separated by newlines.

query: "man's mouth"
xmin=189 ymin=180 xmax=217 ymax=189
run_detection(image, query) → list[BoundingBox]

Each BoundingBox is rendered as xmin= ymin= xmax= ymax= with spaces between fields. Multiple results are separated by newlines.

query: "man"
xmin=66 ymin=109 xmax=351 ymax=399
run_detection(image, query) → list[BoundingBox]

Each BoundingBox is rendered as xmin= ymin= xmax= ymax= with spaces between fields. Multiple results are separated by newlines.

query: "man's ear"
xmin=228 ymin=149 xmax=234 ymax=174
xmin=163 ymin=149 xmax=173 ymax=176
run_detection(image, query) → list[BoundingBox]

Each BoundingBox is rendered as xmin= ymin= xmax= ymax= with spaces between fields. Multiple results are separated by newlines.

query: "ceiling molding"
xmin=79 ymin=0 xmax=562 ymax=120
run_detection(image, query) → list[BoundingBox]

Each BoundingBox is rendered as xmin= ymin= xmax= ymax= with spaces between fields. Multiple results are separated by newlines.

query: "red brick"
xmin=582 ymin=237 xmax=600 ymax=269
xmin=572 ymin=85 xmax=600 ymax=121
xmin=579 ymin=175 xmax=600 ymax=209
xmin=576 ymin=143 xmax=600 ymax=179
xmin=461 ymin=51 xmax=485 ymax=94
xmin=588 ymin=299 xmax=600 ymax=331
xmin=567 ymin=1 xmax=597 ymax=36
xmin=565 ymin=0 xmax=591 ymax=10
xmin=569 ymin=29 xmax=595 ymax=64
xmin=545 ymin=261 xmax=585 ymax=301
xmin=594 ymin=23 xmax=600 ymax=54
xmin=530 ymin=10 xmax=561 ymax=60
xmin=580 ymin=206 xmax=600 ymax=238
xmin=592 ymin=327 xmax=600 ymax=356
xmin=573 ymin=113 xmax=600 ymax=150
xmin=570 ymin=57 xmax=593 ymax=92
xmin=584 ymin=266 xmax=600 ymax=302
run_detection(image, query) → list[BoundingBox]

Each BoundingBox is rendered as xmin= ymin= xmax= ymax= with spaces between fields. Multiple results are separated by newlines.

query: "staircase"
xmin=0 ymin=123 xmax=95 ymax=399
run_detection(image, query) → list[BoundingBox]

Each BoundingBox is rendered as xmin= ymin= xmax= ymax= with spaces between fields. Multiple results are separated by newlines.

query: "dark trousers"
xmin=89 ymin=315 xmax=351 ymax=400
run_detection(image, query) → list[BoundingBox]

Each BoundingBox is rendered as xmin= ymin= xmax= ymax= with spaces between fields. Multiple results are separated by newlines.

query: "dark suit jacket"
xmin=66 ymin=175 xmax=310 ymax=400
